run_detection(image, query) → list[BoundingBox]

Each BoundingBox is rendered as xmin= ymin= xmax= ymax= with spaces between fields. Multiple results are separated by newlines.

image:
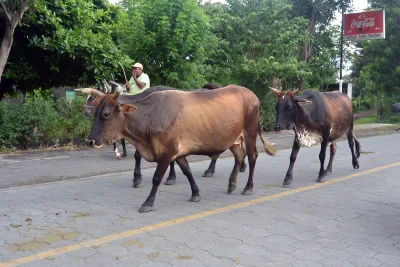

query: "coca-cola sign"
xmin=344 ymin=10 xmax=385 ymax=41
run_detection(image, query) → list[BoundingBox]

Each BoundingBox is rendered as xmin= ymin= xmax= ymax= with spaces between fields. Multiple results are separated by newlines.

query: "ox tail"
xmin=258 ymin=124 xmax=276 ymax=156
xmin=353 ymin=133 xmax=361 ymax=159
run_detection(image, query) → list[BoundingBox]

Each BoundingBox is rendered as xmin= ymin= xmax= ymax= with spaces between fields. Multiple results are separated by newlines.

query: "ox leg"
xmin=165 ymin=162 xmax=177 ymax=185
xmin=227 ymin=145 xmax=246 ymax=194
xmin=203 ymin=153 xmax=221 ymax=177
xmin=121 ymin=138 xmax=127 ymax=157
xmin=242 ymin=142 xmax=258 ymax=195
xmin=175 ymin=156 xmax=201 ymax=202
xmin=113 ymin=142 xmax=121 ymax=159
xmin=240 ymin=157 xmax=247 ymax=173
xmin=133 ymin=150 xmax=143 ymax=188
xmin=324 ymin=142 xmax=337 ymax=175
xmin=283 ymin=138 xmax=301 ymax=186
xmin=317 ymin=137 xmax=329 ymax=182
xmin=139 ymin=156 xmax=172 ymax=213
xmin=347 ymin=130 xmax=360 ymax=169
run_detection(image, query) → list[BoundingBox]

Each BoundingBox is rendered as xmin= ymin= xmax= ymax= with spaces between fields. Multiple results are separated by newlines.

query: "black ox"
xmin=270 ymin=88 xmax=361 ymax=185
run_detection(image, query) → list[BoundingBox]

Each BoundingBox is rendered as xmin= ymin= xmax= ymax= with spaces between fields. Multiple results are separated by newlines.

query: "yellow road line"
xmin=1 ymin=161 xmax=400 ymax=267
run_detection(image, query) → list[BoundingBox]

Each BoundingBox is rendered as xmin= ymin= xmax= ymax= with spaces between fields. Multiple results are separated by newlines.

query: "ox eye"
xmin=103 ymin=112 xmax=110 ymax=118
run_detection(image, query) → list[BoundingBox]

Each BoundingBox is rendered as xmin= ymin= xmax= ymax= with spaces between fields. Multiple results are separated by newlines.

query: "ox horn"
xmin=103 ymin=79 xmax=112 ymax=93
xmin=269 ymin=86 xmax=282 ymax=96
xmin=74 ymin=88 xmax=105 ymax=97
xmin=109 ymin=81 xmax=121 ymax=99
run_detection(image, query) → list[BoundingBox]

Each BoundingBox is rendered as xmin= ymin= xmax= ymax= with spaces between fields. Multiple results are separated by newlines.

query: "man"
xmin=125 ymin=62 xmax=150 ymax=95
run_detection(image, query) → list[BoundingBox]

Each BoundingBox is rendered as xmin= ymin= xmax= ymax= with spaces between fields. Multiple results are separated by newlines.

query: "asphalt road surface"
xmin=0 ymin=127 xmax=399 ymax=266
xmin=0 ymin=124 xmax=397 ymax=189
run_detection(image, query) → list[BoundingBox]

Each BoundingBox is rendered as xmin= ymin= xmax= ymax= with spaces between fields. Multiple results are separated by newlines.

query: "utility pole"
xmin=339 ymin=1 xmax=345 ymax=93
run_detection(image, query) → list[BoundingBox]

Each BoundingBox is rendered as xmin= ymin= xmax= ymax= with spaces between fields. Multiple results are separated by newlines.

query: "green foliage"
xmin=24 ymin=89 xmax=63 ymax=147
xmin=0 ymin=89 xmax=92 ymax=150
xmin=260 ymin=93 xmax=278 ymax=131
xmin=55 ymin=97 xmax=93 ymax=143
xmin=354 ymin=113 xmax=377 ymax=125
xmin=0 ymin=0 xmax=352 ymax=148
xmin=203 ymin=0 xmax=310 ymax=89
xmin=351 ymin=0 xmax=400 ymax=121
xmin=2 ymin=0 xmax=131 ymax=96
xmin=0 ymin=101 xmax=37 ymax=149
xmin=118 ymin=0 xmax=213 ymax=88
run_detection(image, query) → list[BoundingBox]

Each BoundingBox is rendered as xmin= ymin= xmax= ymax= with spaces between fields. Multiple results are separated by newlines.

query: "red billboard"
xmin=343 ymin=10 xmax=385 ymax=41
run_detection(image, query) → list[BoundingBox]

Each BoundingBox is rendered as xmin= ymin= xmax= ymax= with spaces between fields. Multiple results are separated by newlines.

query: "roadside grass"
xmin=354 ymin=112 xmax=377 ymax=125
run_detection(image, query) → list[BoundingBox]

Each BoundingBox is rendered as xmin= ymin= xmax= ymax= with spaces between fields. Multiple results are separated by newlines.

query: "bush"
xmin=377 ymin=95 xmax=400 ymax=123
xmin=0 ymin=88 xmax=92 ymax=150
xmin=260 ymin=93 xmax=277 ymax=132
xmin=24 ymin=89 xmax=63 ymax=147
xmin=56 ymin=97 xmax=93 ymax=144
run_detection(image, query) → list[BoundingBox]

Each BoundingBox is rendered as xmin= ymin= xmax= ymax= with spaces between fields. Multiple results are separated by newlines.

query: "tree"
xmin=288 ymin=0 xmax=352 ymax=89
xmin=0 ymin=0 xmax=31 ymax=86
xmin=119 ymin=0 xmax=214 ymax=88
xmin=202 ymin=0 xmax=310 ymax=90
xmin=0 ymin=0 xmax=131 ymax=99
xmin=351 ymin=0 xmax=400 ymax=119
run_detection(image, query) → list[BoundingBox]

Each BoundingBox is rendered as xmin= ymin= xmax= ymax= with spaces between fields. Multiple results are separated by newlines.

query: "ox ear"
xmin=119 ymin=104 xmax=137 ymax=115
xmin=294 ymin=96 xmax=312 ymax=106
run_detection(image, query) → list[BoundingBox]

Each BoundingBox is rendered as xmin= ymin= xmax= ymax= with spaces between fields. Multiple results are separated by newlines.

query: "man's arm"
xmin=133 ymin=76 xmax=147 ymax=89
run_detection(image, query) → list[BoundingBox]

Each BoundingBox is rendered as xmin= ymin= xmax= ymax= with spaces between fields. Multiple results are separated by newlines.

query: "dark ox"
xmin=80 ymin=84 xmax=247 ymax=186
xmin=271 ymin=88 xmax=361 ymax=185
xmin=85 ymin=82 xmax=276 ymax=212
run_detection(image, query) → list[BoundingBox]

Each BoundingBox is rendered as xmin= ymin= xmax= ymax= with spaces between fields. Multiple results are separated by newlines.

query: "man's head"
xmin=132 ymin=62 xmax=143 ymax=76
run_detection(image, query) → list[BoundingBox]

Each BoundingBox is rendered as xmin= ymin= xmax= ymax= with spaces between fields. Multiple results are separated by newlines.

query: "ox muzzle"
xmin=85 ymin=139 xmax=103 ymax=148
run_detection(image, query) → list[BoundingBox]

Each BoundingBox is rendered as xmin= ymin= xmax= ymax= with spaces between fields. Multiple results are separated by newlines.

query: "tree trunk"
xmin=298 ymin=5 xmax=319 ymax=91
xmin=0 ymin=25 xmax=14 ymax=85
xmin=0 ymin=0 xmax=31 ymax=89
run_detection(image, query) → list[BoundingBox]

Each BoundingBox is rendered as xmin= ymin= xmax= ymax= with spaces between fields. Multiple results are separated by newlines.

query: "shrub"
xmin=24 ymin=88 xmax=63 ymax=147
xmin=0 ymin=88 xmax=91 ymax=150
xmin=55 ymin=97 xmax=92 ymax=144
xmin=0 ymin=102 xmax=36 ymax=149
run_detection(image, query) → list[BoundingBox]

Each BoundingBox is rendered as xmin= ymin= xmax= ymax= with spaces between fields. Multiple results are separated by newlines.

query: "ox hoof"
xmin=227 ymin=185 xmax=237 ymax=194
xmin=138 ymin=205 xmax=153 ymax=213
xmin=353 ymin=160 xmax=360 ymax=169
xmin=317 ymin=175 xmax=325 ymax=183
xmin=324 ymin=169 xmax=332 ymax=176
xmin=133 ymin=177 xmax=143 ymax=188
xmin=242 ymin=188 xmax=253 ymax=195
xmin=189 ymin=195 xmax=201 ymax=202
xmin=164 ymin=179 xmax=176 ymax=185
xmin=283 ymin=178 xmax=292 ymax=186
xmin=121 ymin=154 xmax=127 ymax=158
xmin=202 ymin=171 xmax=214 ymax=177
xmin=240 ymin=163 xmax=247 ymax=172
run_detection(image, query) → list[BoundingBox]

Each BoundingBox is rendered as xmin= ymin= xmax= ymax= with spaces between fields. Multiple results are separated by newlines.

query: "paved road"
xmin=0 ymin=124 xmax=397 ymax=189
xmin=0 ymin=133 xmax=399 ymax=266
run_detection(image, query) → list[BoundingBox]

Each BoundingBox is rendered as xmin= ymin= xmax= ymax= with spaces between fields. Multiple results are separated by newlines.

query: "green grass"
xmin=354 ymin=112 xmax=377 ymax=125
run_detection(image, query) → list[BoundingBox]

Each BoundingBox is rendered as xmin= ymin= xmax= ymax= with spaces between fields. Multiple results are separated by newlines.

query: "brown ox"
xmin=80 ymin=84 xmax=248 ymax=187
xmin=271 ymin=88 xmax=361 ymax=185
xmin=84 ymin=82 xmax=276 ymax=212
